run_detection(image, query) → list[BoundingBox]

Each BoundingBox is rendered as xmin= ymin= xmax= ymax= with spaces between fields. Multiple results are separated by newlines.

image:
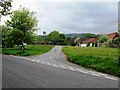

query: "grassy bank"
xmin=62 ymin=46 xmax=120 ymax=77
xmin=2 ymin=45 xmax=54 ymax=56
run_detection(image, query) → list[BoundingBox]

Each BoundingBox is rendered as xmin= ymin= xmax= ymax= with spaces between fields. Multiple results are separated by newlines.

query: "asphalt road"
xmin=2 ymin=46 xmax=119 ymax=88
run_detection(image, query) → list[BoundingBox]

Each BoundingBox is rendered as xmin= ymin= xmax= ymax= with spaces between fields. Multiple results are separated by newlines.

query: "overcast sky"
xmin=1 ymin=0 xmax=119 ymax=35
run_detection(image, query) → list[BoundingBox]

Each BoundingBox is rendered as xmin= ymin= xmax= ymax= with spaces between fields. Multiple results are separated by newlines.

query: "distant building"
xmin=107 ymin=32 xmax=119 ymax=40
xmin=80 ymin=38 xmax=98 ymax=47
xmin=74 ymin=37 xmax=98 ymax=47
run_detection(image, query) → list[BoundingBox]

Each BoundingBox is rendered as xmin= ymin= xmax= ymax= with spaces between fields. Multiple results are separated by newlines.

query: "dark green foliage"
xmin=84 ymin=33 xmax=97 ymax=38
xmin=1 ymin=25 xmax=14 ymax=47
xmin=46 ymin=31 xmax=60 ymax=45
xmin=66 ymin=37 xmax=76 ymax=46
xmin=46 ymin=31 xmax=67 ymax=45
xmin=60 ymin=34 xmax=66 ymax=39
xmin=112 ymin=37 xmax=120 ymax=47
xmin=0 ymin=0 xmax=12 ymax=17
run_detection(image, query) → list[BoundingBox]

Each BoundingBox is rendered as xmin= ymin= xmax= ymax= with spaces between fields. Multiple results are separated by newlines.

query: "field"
xmin=62 ymin=46 xmax=120 ymax=77
xmin=1 ymin=45 xmax=54 ymax=56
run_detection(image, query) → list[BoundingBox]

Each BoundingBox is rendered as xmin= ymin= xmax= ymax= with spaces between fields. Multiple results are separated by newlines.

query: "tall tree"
xmin=5 ymin=7 xmax=38 ymax=50
xmin=46 ymin=31 xmax=60 ymax=45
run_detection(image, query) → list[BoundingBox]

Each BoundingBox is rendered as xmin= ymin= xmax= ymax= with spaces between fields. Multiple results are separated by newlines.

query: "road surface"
xmin=2 ymin=46 xmax=118 ymax=88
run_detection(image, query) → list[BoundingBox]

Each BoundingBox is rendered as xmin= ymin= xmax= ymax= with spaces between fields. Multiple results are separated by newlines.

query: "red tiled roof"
xmin=79 ymin=37 xmax=89 ymax=43
xmin=107 ymin=32 xmax=119 ymax=39
xmin=82 ymin=38 xmax=98 ymax=44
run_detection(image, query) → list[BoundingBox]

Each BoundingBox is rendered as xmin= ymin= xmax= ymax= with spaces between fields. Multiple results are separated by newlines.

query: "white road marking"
xmin=10 ymin=55 xmax=27 ymax=59
xmin=76 ymin=68 xmax=83 ymax=71
xmin=86 ymin=70 xmax=96 ymax=73
xmin=91 ymin=73 xmax=100 ymax=76
xmin=59 ymin=65 xmax=64 ymax=67
xmin=104 ymin=77 xmax=118 ymax=81
xmin=68 ymin=67 xmax=76 ymax=71
xmin=52 ymin=64 xmax=59 ymax=67
xmin=76 ymin=69 xmax=86 ymax=73
xmin=58 ymin=65 xmax=67 ymax=69
xmin=61 ymin=66 xmax=67 ymax=69
xmin=26 ymin=59 xmax=30 ymax=60
xmin=96 ymin=73 xmax=108 ymax=76
xmin=10 ymin=55 xmax=12 ymax=56
xmin=79 ymin=70 xmax=88 ymax=74
xmin=31 ymin=60 xmax=35 ymax=62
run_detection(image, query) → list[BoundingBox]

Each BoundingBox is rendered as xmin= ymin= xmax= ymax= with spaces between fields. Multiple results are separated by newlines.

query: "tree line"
xmin=37 ymin=31 xmax=71 ymax=45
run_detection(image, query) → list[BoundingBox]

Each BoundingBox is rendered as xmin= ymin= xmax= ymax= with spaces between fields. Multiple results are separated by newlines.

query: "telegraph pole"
xmin=83 ymin=20 xmax=84 ymax=34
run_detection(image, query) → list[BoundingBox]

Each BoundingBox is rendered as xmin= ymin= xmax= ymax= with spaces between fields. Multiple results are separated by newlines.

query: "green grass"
xmin=2 ymin=45 xmax=54 ymax=56
xmin=62 ymin=46 xmax=120 ymax=77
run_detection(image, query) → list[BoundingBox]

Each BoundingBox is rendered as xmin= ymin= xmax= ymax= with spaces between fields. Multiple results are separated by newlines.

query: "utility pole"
xmin=118 ymin=2 xmax=120 ymax=66
xmin=83 ymin=20 xmax=84 ymax=34
xmin=118 ymin=33 xmax=120 ymax=66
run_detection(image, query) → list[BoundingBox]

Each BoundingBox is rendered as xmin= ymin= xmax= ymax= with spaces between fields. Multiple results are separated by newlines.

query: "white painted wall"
xmin=90 ymin=43 xmax=92 ymax=47
xmin=81 ymin=44 xmax=87 ymax=47
xmin=81 ymin=43 xmax=93 ymax=47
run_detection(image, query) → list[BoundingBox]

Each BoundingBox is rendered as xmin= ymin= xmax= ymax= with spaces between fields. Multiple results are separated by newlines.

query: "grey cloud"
xmin=31 ymin=2 xmax=118 ymax=35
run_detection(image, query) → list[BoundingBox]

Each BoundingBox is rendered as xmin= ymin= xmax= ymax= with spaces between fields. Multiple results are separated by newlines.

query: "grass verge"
xmin=1 ymin=45 xmax=54 ymax=56
xmin=62 ymin=46 xmax=120 ymax=77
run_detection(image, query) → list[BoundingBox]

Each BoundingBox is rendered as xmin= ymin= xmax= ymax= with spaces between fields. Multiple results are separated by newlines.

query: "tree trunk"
xmin=20 ymin=41 xmax=25 ymax=52
xmin=21 ymin=29 xmax=25 ymax=51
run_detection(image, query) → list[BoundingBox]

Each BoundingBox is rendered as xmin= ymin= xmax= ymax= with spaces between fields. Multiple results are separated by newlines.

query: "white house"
xmin=80 ymin=38 xmax=98 ymax=47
